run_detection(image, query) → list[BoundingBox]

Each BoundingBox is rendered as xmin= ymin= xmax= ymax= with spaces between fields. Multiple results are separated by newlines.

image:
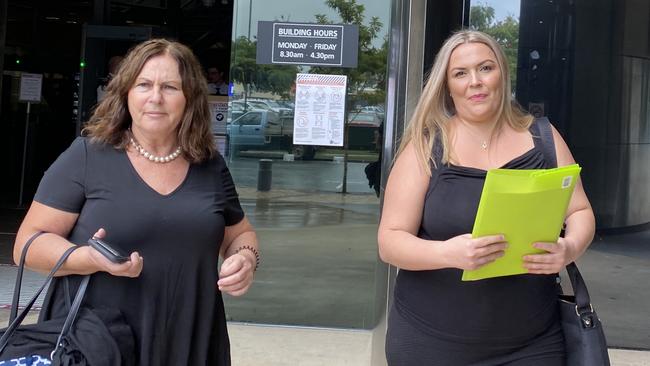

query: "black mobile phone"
xmin=87 ymin=238 xmax=130 ymax=263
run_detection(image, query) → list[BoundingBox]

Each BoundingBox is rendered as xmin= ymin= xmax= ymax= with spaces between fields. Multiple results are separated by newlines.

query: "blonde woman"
xmin=378 ymin=30 xmax=594 ymax=365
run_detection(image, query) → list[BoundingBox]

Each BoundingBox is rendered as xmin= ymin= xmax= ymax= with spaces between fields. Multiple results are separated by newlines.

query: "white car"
xmin=348 ymin=111 xmax=382 ymax=127
xmin=247 ymin=99 xmax=293 ymax=116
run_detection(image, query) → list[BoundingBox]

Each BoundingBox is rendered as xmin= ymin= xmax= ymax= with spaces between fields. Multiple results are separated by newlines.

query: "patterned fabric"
xmin=0 ymin=355 xmax=52 ymax=366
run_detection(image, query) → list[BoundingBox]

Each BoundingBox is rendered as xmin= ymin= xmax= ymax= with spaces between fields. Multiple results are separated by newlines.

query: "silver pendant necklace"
xmin=459 ymin=120 xmax=493 ymax=150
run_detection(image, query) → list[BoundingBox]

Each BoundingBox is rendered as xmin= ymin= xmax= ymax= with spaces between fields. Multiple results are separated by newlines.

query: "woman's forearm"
xmin=14 ymin=231 xmax=97 ymax=276
xmin=378 ymin=228 xmax=446 ymax=271
xmin=563 ymin=208 xmax=596 ymax=263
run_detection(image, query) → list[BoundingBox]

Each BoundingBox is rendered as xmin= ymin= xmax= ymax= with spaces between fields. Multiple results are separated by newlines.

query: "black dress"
xmin=34 ymin=137 xmax=244 ymax=365
xmin=386 ymin=121 xmax=565 ymax=365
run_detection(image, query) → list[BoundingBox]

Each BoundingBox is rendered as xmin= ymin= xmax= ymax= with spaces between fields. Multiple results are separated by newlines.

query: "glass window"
xmin=236 ymin=111 xmax=263 ymax=125
xmin=224 ymin=0 xmax=390 ymax=329
xmin=469 ymin=1 xmax=520 ymax=92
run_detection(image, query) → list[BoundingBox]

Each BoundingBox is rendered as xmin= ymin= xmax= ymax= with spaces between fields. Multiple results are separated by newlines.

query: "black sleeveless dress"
xmin=385 ymin=121 xmax=566 ymax=366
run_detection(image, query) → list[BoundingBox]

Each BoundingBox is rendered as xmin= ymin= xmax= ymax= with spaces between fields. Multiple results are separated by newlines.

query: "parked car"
xmin=357 ymin=105 xmax=385 ymax=123
xmin=226 ymin=109 xmax=315 ymax=160
xmin=247 ymin=98 xmax=293 ymax=116
xmin=347 ymin=111 xmax=382 ymax=127
xmin=230 ymin=100 xmax=255 ymax=112
xmin=347 ymin=111 xmax=382 ymax=150
xmin=360 ymin=105 xmax=384 ymax=114
xmin=277 ymin=99 xmax=295 ymax=110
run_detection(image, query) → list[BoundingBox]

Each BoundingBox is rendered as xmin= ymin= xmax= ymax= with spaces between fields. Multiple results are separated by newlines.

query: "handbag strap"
xmin=52 ymin=275 xmax=90 ymax=359
xmin=565 ymin=262 xmax=594 ymax=314
xmin=531 ymin=117 xmax=558 ymax=169
xmin=0 ymin=239 xmax=89 ymax=355
xmin=533 ymin=118 xmax=593 ymax=310
xmin=10 ymin=231 xmax=46 ymax=322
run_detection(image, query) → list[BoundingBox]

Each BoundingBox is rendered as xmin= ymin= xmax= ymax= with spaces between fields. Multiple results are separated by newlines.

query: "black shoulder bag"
xmin=534 ymin=117 xmax=611 ymax=366
xmin=0 ymin=232 xmax=136 ymax=366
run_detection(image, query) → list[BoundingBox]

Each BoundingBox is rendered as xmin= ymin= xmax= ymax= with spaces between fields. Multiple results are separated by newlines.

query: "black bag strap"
xmin=531 ymin=117 xmax=558 ymax=169
xmin=10 ymin=231 xmax=46 ymax=322
xmin=52 ymin=275 xmax=90 ymax=359
xmin=0 ymin=236 xmax=89 ymax=355
xmin=534 ymin=118 xmax=594 ymax=313
xmin=565 ymin=262 xmax=594 ymax=314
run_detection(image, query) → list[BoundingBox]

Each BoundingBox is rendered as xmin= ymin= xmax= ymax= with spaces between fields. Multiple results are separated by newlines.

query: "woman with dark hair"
xmin=13 ymin=39 xmax=259 ymax=365
xmin=378 ymin=30 xmax=595 ymax=365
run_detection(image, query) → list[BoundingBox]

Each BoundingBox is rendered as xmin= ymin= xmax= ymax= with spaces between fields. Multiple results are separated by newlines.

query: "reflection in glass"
xmin=469 ymin=1 xmax=520 ymax=92
xmin=224 ymin=0 xmax=389 ymax=330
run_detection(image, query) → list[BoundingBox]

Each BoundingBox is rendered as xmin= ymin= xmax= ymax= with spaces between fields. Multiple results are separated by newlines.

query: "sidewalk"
xmin=230 ymin=324 xmax=649 ymax=366
xmin=0 ymin=307 xmax=647 ymax=365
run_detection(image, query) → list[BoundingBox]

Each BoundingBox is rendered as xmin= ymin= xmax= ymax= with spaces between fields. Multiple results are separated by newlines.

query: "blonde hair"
xmin=83 ymin=39 xmax=215 ymax=163
xmin=398 ymin=30 xmax=533 ymax=175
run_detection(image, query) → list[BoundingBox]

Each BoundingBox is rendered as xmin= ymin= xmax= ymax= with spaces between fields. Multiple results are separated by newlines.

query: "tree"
xmin=313 ymin=0 xmax=387 ymax=108
xmin=230 ymin=37 xmax=299 ymax=99
xmin=312 ymin=0 xmax=388 ymax=194
xmin=469 ymin=4 xmax=495 ymax=31
xmin=469 ymin=4 xmax=520 ymax=89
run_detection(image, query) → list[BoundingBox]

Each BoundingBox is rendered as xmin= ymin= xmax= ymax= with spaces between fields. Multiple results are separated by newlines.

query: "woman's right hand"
xmin=441 ymin=234 xmax=508 ymax=270
xmin=87 ymin=228 xmax=143 ymax=278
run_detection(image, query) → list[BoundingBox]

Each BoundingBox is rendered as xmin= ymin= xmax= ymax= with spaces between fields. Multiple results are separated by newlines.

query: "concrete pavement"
xmin=0 ymin=308 xmax=647 ymax=365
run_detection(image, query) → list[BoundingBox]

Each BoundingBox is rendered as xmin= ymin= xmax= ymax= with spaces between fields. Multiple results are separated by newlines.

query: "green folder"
xmin=461 ymin=164 xmax=582 ymax=281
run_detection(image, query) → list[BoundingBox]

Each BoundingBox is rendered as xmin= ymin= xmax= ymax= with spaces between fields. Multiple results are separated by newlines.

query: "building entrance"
xmin=0 ymin=0 xmax=234 ymax=207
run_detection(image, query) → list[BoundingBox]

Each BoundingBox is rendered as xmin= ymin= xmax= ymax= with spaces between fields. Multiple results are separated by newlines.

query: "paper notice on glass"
xmin=293 ymin=73 xmax=347 ymax=146
xmin=208 ymin=96 xmax=229 ymax=135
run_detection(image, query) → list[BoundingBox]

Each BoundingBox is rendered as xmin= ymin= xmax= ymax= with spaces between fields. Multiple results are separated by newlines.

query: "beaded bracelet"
xmin=234 ymin=245 xmax=260 ymax=271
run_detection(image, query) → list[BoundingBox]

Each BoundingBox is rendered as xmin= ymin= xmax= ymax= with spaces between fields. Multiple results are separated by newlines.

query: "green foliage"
xmin=469 ymin=3 xmax=520 ymax=89
xmin=229 ymin=0 xmax=388 ymax=104
xmin=230 ymin=36 xmax=299 ymax=98
xmin=312 ymin=0 xmax=387 ymax=109
xmin=469 ymin=4 xmax=495 ymax=31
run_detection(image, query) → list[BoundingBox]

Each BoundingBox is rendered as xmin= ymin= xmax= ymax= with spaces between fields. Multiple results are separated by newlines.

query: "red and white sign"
xmin=293 ymin=73 xmax=347 ymax=146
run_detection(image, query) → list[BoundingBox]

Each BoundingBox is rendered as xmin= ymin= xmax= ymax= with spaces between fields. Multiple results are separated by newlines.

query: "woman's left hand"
xmin=523 ymin=237 xmax=574 ymax=274
xmin=217 ymin=252 xmax=255 ymax=296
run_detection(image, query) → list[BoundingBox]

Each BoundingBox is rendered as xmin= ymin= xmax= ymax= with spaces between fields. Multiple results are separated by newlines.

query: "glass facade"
xmin=220 ymin=0 xmax=650 ymax=352
xmin=223 ymin=0 xmax=391 ymax=329
xmin=0 ymin=0 xmax=648 ymax=363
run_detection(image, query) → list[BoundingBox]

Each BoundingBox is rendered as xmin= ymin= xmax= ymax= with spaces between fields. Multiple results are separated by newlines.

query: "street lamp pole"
xmin=246 ymin=0 xmax=253 ymax=103
xmin=247 ymin=0 xmax=252 ymax=40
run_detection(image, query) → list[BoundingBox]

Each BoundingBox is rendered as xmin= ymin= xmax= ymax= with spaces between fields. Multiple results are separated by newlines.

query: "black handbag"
xmin=0 ymin=232 xmax=135 ymax=366
xmin=559 ymin=262 xmax=611 ymax=365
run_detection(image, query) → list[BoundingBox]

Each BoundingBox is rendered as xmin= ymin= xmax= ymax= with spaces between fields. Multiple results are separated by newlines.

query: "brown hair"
xmin=83 ymin=38 xmax=215 ymax=163
xmin=398 ymin=30 xmax=533 ymax=175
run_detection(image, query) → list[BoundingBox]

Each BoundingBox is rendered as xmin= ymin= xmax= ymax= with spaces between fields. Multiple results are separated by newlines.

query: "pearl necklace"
xmin=130 ymin=137 xmax=182 ymax=163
